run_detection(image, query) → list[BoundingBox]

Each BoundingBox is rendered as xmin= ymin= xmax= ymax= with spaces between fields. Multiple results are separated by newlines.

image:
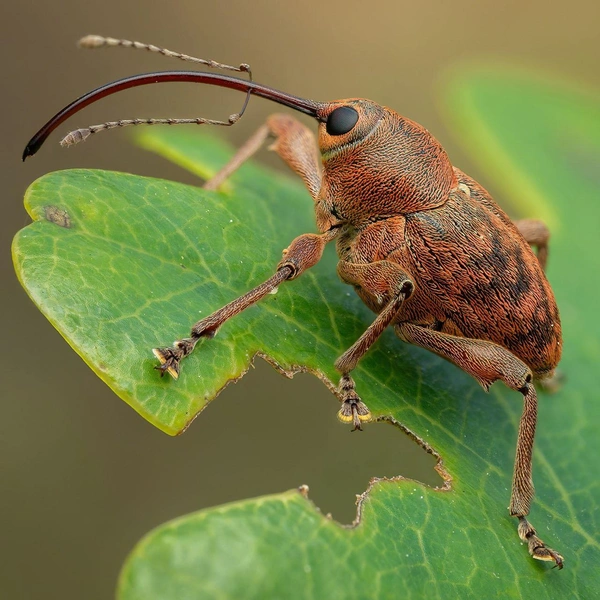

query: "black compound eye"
xmin=326 ymin=106 xmax=359 ymax=136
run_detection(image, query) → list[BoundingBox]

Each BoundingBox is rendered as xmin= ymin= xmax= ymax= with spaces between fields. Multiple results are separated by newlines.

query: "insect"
xmin=24 ymin=35 xmax=564 ymax=569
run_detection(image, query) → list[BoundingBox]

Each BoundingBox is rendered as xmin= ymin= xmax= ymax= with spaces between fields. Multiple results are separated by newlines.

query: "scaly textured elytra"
xmin=23 ymin=35 xmax=564 ymax=569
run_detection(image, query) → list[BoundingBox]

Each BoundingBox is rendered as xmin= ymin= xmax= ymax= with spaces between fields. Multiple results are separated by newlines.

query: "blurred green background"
xmin=2 ymin=1 xmax=598 ymax=598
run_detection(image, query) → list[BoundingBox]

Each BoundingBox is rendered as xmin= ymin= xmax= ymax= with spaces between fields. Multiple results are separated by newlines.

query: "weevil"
xmin=23 ymin=35 xmax=564 ymax=568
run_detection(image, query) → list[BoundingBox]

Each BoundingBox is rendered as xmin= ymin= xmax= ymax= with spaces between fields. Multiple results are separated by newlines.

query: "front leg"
xmin=335 ymin=260 xmax=414 ymax=430
xmin=396 ymin=322 xmax=564 ymax=568
xmin=154 ymin=229 xmax=338 ymax=378
xmin=204 ymin=114 xmax=321 ymax=200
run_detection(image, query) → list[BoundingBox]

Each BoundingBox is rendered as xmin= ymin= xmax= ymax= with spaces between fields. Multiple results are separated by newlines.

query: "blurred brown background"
xmin=2 ymin=1 xmax=598 ymax=598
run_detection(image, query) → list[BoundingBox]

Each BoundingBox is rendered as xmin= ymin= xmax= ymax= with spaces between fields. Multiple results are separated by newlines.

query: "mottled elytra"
xmin=24 ymin=35 xmax=564 ymax=569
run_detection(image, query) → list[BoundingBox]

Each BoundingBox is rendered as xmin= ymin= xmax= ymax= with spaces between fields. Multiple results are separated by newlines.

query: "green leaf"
xmin=13 ymin=69 xmax=599 ymax=598
xmin=13 ymin=136 xmax=351 ymax=435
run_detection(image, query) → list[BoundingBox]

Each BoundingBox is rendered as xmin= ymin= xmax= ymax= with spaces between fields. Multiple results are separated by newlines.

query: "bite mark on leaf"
xmin=181 ymin=350 xmax=451 ymax=529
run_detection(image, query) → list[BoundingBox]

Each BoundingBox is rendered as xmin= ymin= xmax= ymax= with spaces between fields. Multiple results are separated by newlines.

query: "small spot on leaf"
xmin=44 ymin=205 xmax=71 ymax=228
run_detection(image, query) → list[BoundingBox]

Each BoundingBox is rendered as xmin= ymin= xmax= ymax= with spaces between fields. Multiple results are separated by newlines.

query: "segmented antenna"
xmin=60 ymin=35 xmax=253 ymax=147
xmin=61 ymin=116 xmax=244 ymax=147
xmin=78 ymin=35 xmax=251 ymax=75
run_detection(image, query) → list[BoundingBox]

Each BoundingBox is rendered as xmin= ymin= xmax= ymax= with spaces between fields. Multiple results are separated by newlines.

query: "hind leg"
xmin=397 ymin=322 xmax=564 ymax=568
xmin=514 ymin=219 xmax=550 ymax=271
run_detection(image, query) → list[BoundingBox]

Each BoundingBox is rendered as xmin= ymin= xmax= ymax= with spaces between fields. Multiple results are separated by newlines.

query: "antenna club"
xmin=78 ymin=35 xmax=106 ymax=48
xmin=60 ymin=129 xmax=91 ymax=147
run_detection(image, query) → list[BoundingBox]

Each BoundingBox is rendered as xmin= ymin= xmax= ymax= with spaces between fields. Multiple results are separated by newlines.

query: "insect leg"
xmin=514 ymin=219 xmax=550 ymax=271
xmin=205 ymin=114 xmax=321 ymax=199
xmin=153 ymin=229 xmax=338 ymax=378
xmin=203 ymin=125 xmax=270 ymax=191
xmin=335 ymin=260 xmax=414 ymax=430
xmin=396 ymin=322 xmax=564 ymax=568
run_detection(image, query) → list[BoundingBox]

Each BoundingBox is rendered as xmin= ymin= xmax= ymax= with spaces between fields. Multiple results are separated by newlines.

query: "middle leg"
xmin=335 ymin=260 xmax=414 ymax=430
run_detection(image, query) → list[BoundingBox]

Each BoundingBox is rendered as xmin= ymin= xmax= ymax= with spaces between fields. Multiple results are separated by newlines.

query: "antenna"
xmin=55 ymin=35 xmax=253 ymax=150
xmin=77 ymin=35 xmax=251 ymax=74
xmin=24 ymin=36 xmax=325 ymax=159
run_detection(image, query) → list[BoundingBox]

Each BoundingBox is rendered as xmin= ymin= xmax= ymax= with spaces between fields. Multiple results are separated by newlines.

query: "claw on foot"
xmin=518 ymin=517 xmax=564 ymax=569
xmin=152 ymin=347 xmax=181 ymax=379
xmin=337 ymin=398 xmax=372 ymax=431
xmin=152 ymin=337 xmax=197 ymax=380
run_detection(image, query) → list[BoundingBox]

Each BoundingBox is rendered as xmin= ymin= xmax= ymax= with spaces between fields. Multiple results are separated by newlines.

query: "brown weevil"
xmin=23 ymin=35 xmax=564 ymax=568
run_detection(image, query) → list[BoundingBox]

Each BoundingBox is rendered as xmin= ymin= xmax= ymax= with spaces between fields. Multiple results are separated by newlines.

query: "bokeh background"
xmin=2 ymin=1 xmax=598 ymax=598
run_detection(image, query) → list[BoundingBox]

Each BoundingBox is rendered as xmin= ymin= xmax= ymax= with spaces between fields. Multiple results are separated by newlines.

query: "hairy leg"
xmin=397 ymin=322 xmax=563 ymax=567
xmin=335 ymin=260 xmax=414 ymax=430
xmin=514 ymin=219 xmax=550 ymax=271
xmin=155 ymin=113 xmax=328 ymax=377
xmin=204 ymin=114 xmax=321 ymax=199
xmin=154 ymin=229 xmax=338 ymax=378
